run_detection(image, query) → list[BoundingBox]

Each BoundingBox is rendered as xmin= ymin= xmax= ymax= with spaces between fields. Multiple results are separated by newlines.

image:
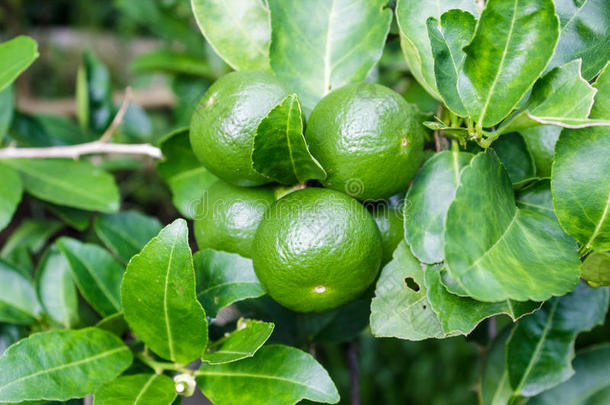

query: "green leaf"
xmin=404 ymin=150 xmax=474 ymax=264
xmin=191 ymin=0 xmax=271 ymax=71
xmin=0 ymin=36 xmax=39 ymax=92
xmin=424 ymin=266 xmax=540 ymax=336
xmin=370 ymin=241 xmax=446 ymax=340
xmin=194 ymin=249 xmax=266 ymax=319
xmin=490 ymin=132 xmax=536 ymax=184
xmin=0 ymin=164 xmax=22 ymax=232
xmin=94 ymin=211 xmax=162 ymax=263
xmin=582 ymin=251 xmax=610 ymax=288
xmin=552 ymin=126 xmax=610 ymax=251
xmin=44 ymin=203 xmax=91 ymax=231
xmin=506 ymin=283 xmax=609 ymax=397
xmin=528 ymin=344 xmax=610 ymax=405
xmin=56 ymin=238 xmax=123 ymax=317
xmin=1 ymin=219 xmax=63 ymax=274
xmin=396 ymin=0 xmax=478 ymax=98
xmin=592 ymin=63 xmax=610 ymax=118
xmin=426 ymin=10 xmax=476 ymax=116
xmin=0 ymin=86 xmax=14 ymax=142
xmin=130 ymin=49 xmax=215 ymax=78
xmin=203 ymin=319 xmax=274 ymax=365
xmin=94 ymin=373 xmax=176 ymax=405
xmin=2 ymin=159 xmax=120 ymax=213
xmin=498 ymin=60 xmax=608 ymax=135
xmin=252 ymin=94 xmax=326 ymax=184
xmin=268 ymin=0 xmax=392 ymax=110
xmin=0 ymin=328 xmax=132 ymax=402
xmin=515 ymin=180 xmax=555 ymax=220
xmin=548 ymin=0 xmax=610 ymax=80
xmin=121 ymin=219 xmax=207 ymax=364
xmin=457 ymin=0 xmax=559 ymax=127
xmin=444 ymin=150 xmax=581 ymax=301
xmin=35 ymin=246 xmax=79 ymax=328
xmin=196 ymin=344 xmax=340 ymax=405
xmin=519 ymin=125 xmax=561 ymax=177
xmin=76 ymin=50 xmax=114 ymax=135
xmin=157 ymin=128 xmax=218 ymax=218
xmin=0 ymin=260 xmax=40 ymax=325
xmin=480 ymin=327 xmax=513 ymax=405
xmin=96 ymin=312 xmax=128 ymax=337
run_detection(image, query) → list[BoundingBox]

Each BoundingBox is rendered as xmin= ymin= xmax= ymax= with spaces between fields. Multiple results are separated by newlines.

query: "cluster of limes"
xmin=190 ymin=71 xmax=423 ymax=312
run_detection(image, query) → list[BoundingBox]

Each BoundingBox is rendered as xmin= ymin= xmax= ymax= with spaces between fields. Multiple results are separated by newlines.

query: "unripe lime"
xmin=253 ymin=188 xmax=382 ymax=312
xmin=190 ymin=71 xmax=290 ymax=187
xmin=305 ymin=82 xmax=424 ymax=200
xmin=194 ymin=180 xmax=275 ymax=258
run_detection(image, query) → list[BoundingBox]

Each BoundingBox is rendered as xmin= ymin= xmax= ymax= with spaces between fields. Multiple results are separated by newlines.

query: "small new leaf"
xmin=202 ymin=319 xmax=274 ymax=365
xmin=252 ymin=94 xmax=326 ymax=185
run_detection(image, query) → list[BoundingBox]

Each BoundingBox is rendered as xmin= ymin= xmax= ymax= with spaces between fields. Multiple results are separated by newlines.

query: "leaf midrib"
xmin=163 ymin=235 xmax=178 ymax=361
xmin=585 ymin=192 xmax=610 ymax=249
xmin=133 ymin=374 xmax=158 ymax=405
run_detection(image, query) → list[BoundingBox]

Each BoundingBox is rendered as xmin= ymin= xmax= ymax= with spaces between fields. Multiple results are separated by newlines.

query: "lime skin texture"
xmin=305 ymin=82 xmax=424 ymax=200
xmin=190 ymin=70 xmax=290 ymax=187
xmin=252 ymin=187 xmax=382 ymax=313
xmin=194 ymin=179 xmax=275 ymax=258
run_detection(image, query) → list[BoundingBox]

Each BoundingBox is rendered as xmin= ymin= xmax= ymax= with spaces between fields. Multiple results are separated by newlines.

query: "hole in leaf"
xmin=422 ymin=305 xmax=427 ymax=310
xmin=404 ymin=277 xmax=420 ymax=292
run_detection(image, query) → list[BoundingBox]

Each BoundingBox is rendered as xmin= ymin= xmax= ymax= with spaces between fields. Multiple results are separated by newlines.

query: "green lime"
xmin=371 ymin=205 xmax=405 ymax=265
xmin=194 ymin=180 xmax=275 ymax=258
xmin=190 ymin=71 xmax=290 ymax=187
xmin=305 ymin=82 xmax=424 ymax=200
xmin=253 ymin=188 xmax=382 ymax=312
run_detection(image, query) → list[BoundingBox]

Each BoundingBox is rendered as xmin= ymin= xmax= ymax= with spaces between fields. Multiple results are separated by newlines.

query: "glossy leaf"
xmin=0 ymin=328 xmax=132 ymax=402
xmin=396 ymin=0 xmax=478 ymax=98
xmin=0 ymin=164 xmax=22 ymax=232
xmin=157 ymin=128 xmax=217 ymax=218
xmin=203 ymin=319 xmax=274 ymax=364
xmin=404 ymin=150 xmax=473 ymax=264
xmin=2 ymin=159 xmax=120 ymax=213
xmin=94 ymin=373 xmax=176 ymax=405
xmin=194 ymin=249 xmax=266 ymax=318
xmin=592 ymin=63 xmax=610 ymax=118
xmin=548 ymin=0 xmax=610 ymax=80
xmin=0 ymin=260 xmax=40 ymax=324
xmin=196 ymin=344 xmax=340 ymax=405
xmin=480 ymin=327 xmax=513 ymax=405
xmin=490 ymin=132 xmax=536 ymax=184
xmin=76 ymin=50 xmax=114 ymax=135
xmin=252 ymin=94 xmax=326 ymax=184
xmin=581 ymin=252 xmax=610 ymax=288
xmin=498 ymin=60 xmax=608 ymax=134
xmin=44 ymin=203 xmax=91 ymax=231
xmin=130 ymin=49 xmax=215 ymax=78
xmin=0 ymin=36 xmax=39 ymax=91
xmin=268 ymin=0 xmax=392 ymax=109
xmin=528 ymin=344 xmax=610 ymax=405
xmin=457 ymin=0 xmax=559 ymax=127
xmin=191 ymin=0 xmax=271 ymax=71
xmin=444 ymin=150 xmax=581 ymax=302
xmin=121 ymin=219 xmax=207 ymax=364
xmin=94 ymin=211 xmax=162 ymax=263
xmin=506 ymin=283 xmax=609 ymax=397
xmin=370 ymin=241 xmax=446 ymax=340
xmin=516 ymin=180 xmax=555 ymax=220
xmin=0 ymin=86 xmax=13 ymax=142
xmin=425 ymin=266 xmax=540 ymax=336
xmin=426 ymin=10 xmax=476 ymax=116
xmin=519 ymin=125 xmax=561 ymax=177
xmin=35 ymin=246 xmax=79 ymax=328
xmin=56 ymin=238 xmax=123 ymax=317
xmin=552 ymin=126 xmax=610 ymax=251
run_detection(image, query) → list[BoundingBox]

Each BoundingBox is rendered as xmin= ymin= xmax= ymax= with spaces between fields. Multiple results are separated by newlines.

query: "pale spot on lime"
xmin=314 ymin=285 xmax=326 ymax=293
xmin=401 ymin=137 xmax=408 ymax=147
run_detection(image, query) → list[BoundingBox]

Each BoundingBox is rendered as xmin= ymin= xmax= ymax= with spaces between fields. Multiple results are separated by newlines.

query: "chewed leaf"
xmin=252 ymin=94 xmax=326 ymax=184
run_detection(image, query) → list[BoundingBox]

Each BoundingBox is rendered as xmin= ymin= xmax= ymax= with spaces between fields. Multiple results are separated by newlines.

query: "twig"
xmin=348 ymin=342 xmax=360 ymax=405
xmin=0 ymin=141 xmax=162 ymax=160
xmin=99 ymin=86 xmax=132 ymax=143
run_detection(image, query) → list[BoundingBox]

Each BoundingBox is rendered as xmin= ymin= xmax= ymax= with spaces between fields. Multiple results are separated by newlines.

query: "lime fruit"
xmin=252 ymin=188 xmax=382 ymax=312
xmin=371 ymin=205 xmax=405 ymax=265
xmin=194 ymin=180 xmax=275 ymax=258
xmin=190 ymin=71 xmax=290 ymax=187
xmin=305 ymin=82 xmax=424 ymax=200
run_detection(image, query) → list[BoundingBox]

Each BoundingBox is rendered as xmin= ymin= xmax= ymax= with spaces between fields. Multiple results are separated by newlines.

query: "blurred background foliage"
xmin=1 ymin=1 xmax=608 ymax=404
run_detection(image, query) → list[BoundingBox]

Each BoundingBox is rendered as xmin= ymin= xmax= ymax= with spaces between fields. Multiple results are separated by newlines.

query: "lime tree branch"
xmin=0 ymin=141 xmax=162 ymax=160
